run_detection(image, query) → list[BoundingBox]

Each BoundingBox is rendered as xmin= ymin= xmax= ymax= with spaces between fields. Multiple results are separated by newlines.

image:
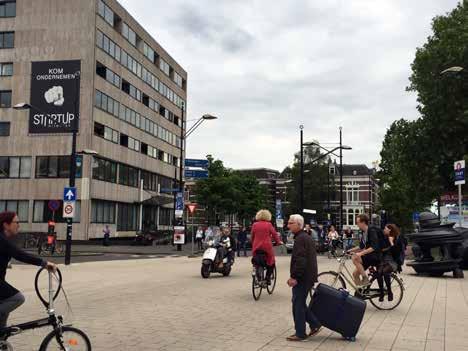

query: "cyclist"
xmin=327 ymin=225 xmax=340 ymax=255
xmin=0 ymin=211 xmax=57 ymax=330
xmin=251 ymin=210 xmax=283 ymax=285
xmin=376 ymin=224 xmax=403 ymax=301
xmin=348 ymin=214 xmax=384 ymax=286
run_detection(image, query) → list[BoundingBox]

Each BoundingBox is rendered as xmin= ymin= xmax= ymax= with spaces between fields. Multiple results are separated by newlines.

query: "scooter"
xmin=201 ymin=237 xmax=233 ymax=278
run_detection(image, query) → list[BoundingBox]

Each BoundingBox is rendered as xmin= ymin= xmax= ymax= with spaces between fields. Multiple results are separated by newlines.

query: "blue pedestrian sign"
xmin=63 ymin=187 xmax=77 ymax=201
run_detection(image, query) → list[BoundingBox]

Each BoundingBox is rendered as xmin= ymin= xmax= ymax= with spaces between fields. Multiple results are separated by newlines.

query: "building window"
xmin=0 ymin=156 xmax=31 ymax=178
xmin=117 ymin=202 xmax=138 ymax=231
xmin=0 ymin=32 xmax=14 ymax=49
xmin=346 ymin=186 xmax=359 ymax=204
xmin=92 ymin=157 xmax=117 ymax=183
xmin=95 ymin=90 xmax=120 ymax=118
xmin=0 ymin=1 xmax=15 ymax=17
xmin=159 ymin=207 xmax=172 ymax=226
xmin=122 ymin=22 xmax=137 ymax=46
xmin=118 ymin=163 xmax=139 ymax=187
xmin=33 ymin=200 xmax=81 ymax=223
xmin=0 ymin=200 xmax=28 ymax=222
xmin=141 ymin=170 xmax=158 ymax=191
xmin=143 ymin=42 xmax=155 ymax=63
xmin=91 ymin=200 xmax=116 ymax=223
xmin=97 ymin=0 xmax=114 ymax=26
xmin=96 ymin=61 xmax=120 ymax=88
xmin=159 ymin=58 xmax=170 ymax=76
xmin=0 ymin=62 xmax=12 ymax=76
xmin=0 ymin=122 xmax=10 ymax=136
xmin=0 ymin=90 xmax=11 ymax=107
xmin=35 ymin=156 xmax=81 ymax=179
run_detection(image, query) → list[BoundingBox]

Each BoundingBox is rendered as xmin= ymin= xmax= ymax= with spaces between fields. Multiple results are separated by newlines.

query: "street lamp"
xmin=173 ymin=108 xmax=218 ymax=251
xmin=441 ymin=66 xmax=464 ymax=74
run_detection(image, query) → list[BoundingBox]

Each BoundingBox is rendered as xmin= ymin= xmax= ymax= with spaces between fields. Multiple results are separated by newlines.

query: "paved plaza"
xmin=5 ymin=255 xmax=468 ymax=350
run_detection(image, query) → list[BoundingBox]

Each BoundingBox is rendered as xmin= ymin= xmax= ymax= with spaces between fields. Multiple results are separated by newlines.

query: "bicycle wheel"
xmin=267 ymin=265 xmax=277 ymax=295
xmin=252 ymin=267 xmax=263 ymax=301
xmin=39 ymin=326 xmax=91 ymax=351
xmin=317 ymin=271 xmax=347 ymax=290
xmin=368 ymin=273 xmax=404 ymax=310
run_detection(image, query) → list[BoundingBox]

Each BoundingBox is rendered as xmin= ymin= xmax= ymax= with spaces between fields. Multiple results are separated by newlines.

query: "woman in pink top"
xmin=251 ymin=210 xmax=283 ymax=283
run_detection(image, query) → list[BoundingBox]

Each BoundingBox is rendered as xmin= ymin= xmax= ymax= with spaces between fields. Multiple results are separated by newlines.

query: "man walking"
xmin=237 ymin=227 xmax=248 ymax=257
xmin=286 ymin=214 xmax=321 ymax=341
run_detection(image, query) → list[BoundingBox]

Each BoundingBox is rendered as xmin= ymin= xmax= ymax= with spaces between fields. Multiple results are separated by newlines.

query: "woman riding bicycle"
xmin=327 ymin=225 xmax=340 ymax=255
xmin=251 ymin=210 xmax=283 ymax=284
xmin=0 ymin=211 xmax=57 ymax=329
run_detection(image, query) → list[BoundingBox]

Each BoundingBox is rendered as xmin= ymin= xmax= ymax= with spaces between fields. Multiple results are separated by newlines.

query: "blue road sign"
xmin=63 ymin=187 xmax=77 ymax=201
xmin=176 ymin=192 xmax=184 ymax=211
xmin=160 ymin=188 xmax=179 ymax=193
xmin=185 ymin=159 xmax=209 ymax=169
xmin=184 ymin=169 xmax=209 ymax=179
xmin=275 ymin=199 xmax=282 ymax=219
xmin=48 ymin=200 xmax=60 ymax=212
xmin=412 ymin=212 xmax=420 ymax=223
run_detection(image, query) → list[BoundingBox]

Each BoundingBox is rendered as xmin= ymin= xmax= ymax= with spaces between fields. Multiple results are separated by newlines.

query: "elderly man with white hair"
xmin=286 ymin=214 xmax=321 ymax=341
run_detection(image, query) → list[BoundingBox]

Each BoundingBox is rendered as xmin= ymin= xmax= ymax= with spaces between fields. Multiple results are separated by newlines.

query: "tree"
xmin=379 ymin=2 xmax=468 ymax=229
xmin=194 ymin=156 xmax=268 ymax=225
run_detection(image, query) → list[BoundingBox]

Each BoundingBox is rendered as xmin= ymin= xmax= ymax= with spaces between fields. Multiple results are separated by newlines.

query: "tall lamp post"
xmin=173 ymin=107 xmax=217 ymax=251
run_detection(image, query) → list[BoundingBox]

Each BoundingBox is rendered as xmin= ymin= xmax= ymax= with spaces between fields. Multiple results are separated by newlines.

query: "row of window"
xmin=0 ymin=31 xmax=13 ymax=49
xmin=97 ymin=61 xmax=180 ymax=127
xmin=92 ymin=156 xmax=173 ymax=192
xmin=0 ymin=155 xmax=82 ymax=179
xmin=96 ymin=30 xmax=185 ymax=109
xmin=0 ymin=62 xmax=12 ymax=76
xmin=0 ymin=200 xmax=81 ymax=223
xmin=97 ymin=0 xmax=185 ymax=90
xmin=0 ymin=90 xmax=11 ymax=107
xmin=94 ymin=90 xmax=182 ymax=149
xmin=94 ymin=122 xmax=178 ymax=166
xmin=0 ymin=1 xmax=15 ymax=18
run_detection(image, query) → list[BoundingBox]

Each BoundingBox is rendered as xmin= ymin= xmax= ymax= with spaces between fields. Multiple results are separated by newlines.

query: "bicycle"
xmin=317 ymin=254 xmax=405 ymax=310
xmin=326 ymin=239 xmax=345 ymax=259
xmin=0 ymin=268 xmax=91 ymax=350
xmin=38 ymin=235 xmax=63 ymax=256
xmin=251 ymin=250 xmax=277 ymax=301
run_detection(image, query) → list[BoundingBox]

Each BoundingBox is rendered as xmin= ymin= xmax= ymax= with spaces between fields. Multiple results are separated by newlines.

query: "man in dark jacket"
xmin=349 ymin=214 xmax=384 ymax=286
xmin=237 ymin=227 xmax=248 ymax=257
xmin=286 ymin=214 xmax=321 ymax=341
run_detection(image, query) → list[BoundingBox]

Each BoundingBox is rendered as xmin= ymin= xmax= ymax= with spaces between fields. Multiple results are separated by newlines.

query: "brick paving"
xmin=4 ymin=255 xmax=468 ymax=350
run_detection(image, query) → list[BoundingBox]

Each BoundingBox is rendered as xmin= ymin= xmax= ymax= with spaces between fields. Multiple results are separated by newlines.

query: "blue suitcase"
xmin=309 ymin=283 xmax=366 ymax=340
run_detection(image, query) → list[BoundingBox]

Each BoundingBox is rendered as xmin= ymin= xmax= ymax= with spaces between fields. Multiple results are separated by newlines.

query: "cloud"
xmin=118 ymin=0 xmax=460 ymax=171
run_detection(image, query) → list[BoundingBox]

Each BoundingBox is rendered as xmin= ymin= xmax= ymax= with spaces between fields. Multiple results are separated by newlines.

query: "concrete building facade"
xmin=0 ymin=0 xmax=187 ymax=239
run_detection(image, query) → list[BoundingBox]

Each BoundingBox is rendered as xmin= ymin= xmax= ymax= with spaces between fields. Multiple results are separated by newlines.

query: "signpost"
xmin=184 ymin=169 xmax=209 ymax=179
xmin=63 ymin=187 xmax=76 ymax=219
xmin=454 ymin=160 xmax=465 ymax=227
xmin=184 ymin=159 xmax=209 ymax=169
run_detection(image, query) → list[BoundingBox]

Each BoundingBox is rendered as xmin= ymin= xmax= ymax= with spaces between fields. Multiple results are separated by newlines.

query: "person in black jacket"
xmin=348 ymin=214 xmax=384 ymax=286
xmin=286 ymin=214 xmax=321 ymax=342
xmin=0 ymin=211 xmax=57 ymax=329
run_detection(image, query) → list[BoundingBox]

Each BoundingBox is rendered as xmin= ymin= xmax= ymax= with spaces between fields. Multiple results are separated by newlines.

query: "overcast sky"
xmin=120 ymin=0 xmax=460 ymax=171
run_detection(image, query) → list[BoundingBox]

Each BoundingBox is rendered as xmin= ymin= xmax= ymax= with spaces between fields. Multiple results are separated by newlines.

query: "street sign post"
xmin=454 ymin=160 xmax=465 ymax=227
xmin=184 ymin=159 xmax=209 ymax=169
xmin=63 ymin=187 xmax=77 ymax=201
xmin=187 ymin=203 xmax=197 ymax=255
xmin=184 ymin=169 xmax=209 ymax=179
xmin=62 ymin=201 xmax=75 ymax=218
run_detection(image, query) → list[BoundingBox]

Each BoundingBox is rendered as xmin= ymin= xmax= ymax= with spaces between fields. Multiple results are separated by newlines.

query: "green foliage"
xmin=194 ymin=156 xmax=268 ymax=224
xmin=379 ymin=2 xmax=468 ymax=229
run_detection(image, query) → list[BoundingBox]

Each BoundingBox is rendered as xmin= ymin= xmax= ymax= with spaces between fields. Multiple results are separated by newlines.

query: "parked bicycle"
xmin=0 ymin=267 xmax=91 ymax=350
xmin=251 ymin=250 xmax=277 ymax=301
xmin=327 ymin=239 xmax=345 ymax=259
xmin=38 ymin=234 xmax=63 ymax=256
xmin=317 ymin=254 xmax=404 ymax=310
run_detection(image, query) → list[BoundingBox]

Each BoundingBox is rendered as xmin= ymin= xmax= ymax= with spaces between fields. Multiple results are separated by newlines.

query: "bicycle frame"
xmin=330 ymin=256 xmax=360 ymax=291
xmin=1 ymin=271 xmax=65 ymax=340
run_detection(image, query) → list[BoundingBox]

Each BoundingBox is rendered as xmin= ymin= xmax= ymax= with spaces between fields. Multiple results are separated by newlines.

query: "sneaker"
xmin=308 ymin=327 xmax=322 ymax=337
xmin=286 ymin=334 xmax=307 ymax=342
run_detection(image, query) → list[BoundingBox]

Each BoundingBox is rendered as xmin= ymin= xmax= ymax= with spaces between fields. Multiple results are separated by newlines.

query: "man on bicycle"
xmin=348 ymin=214 xmax=384 ymax=286
xmin=0 ymin=211 xmax=57 ymax=330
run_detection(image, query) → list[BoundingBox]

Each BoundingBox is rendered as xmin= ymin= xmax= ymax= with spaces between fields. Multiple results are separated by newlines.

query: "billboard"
xmin=29 ymin=60 xmax=81 ymax=133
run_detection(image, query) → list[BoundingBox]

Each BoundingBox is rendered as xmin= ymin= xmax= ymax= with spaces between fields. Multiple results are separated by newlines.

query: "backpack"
xmin=395 ymin=235 xmax=407 ymax=266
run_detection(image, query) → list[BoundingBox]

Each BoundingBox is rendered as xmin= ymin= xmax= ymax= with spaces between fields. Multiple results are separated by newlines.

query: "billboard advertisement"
xmin=29 ymin=60 xmax=81 ymax=133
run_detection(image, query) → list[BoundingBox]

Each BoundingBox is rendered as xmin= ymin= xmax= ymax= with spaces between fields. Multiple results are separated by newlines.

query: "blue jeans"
xmin=344 ymin=238 xmax=353 ymax=251
xmin=292 ymin=283 xmax=321 ymax=338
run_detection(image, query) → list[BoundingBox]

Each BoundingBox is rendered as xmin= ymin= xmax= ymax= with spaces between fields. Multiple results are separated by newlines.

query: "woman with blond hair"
xmin=251 ymin=209 xmax=283 ymax=284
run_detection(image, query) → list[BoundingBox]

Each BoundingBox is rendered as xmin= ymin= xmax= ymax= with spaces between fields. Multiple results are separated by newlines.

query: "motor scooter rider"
xmin=217 ymin=227 xmax=234 ymax=267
